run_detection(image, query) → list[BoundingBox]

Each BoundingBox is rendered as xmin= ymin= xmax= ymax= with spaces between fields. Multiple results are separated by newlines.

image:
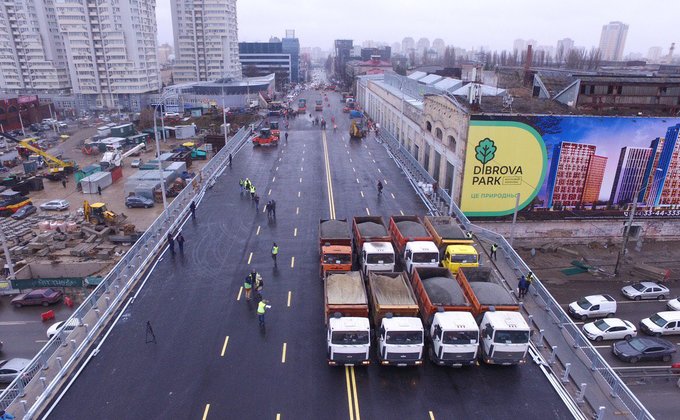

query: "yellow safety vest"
xmin=257 ymin=301 xmax=267 ymax=314
xmin=272 ymin=246 xmax=279 ymax=255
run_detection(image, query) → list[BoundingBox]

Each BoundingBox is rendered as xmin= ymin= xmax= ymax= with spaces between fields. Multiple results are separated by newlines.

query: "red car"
xmin=11 ymin=288 xmax=63 ymax=308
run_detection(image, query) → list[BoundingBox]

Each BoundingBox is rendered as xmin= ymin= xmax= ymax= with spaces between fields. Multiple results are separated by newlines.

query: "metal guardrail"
xmin=0 ymin=126 xmax=253 ymax=418
xmin=374 ymin=119 xmax=651 ymax=419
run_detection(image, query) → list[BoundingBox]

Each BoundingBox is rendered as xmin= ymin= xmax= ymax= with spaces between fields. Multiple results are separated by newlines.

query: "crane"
xmin=100 ymin=142 xmax=146 ymax=169
xmin=0 ymin=132 xmax=77 ymax=178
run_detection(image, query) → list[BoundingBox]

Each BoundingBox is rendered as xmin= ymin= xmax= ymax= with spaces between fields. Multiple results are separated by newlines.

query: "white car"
xmin=667 ymin=298 xmax=680 ymax=311
xmin=46 ymin=318 xmax=81 ymax=339
xmin=582 ymin=318 xmax=637 ymax=342
xmin=621 ymin=281 xmax=670 ymax=301
xmin=40 ymin=199 xmax=70 ymax=211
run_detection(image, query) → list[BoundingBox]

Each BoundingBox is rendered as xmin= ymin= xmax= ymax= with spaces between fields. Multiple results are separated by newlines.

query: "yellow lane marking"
xmin=220 ymin=336 xmax=229 ymax=357
xmin=281 ymin=342 xmax=287 ymax=363
xmin=365 ymin=208 xmax=370 ymax=215
xmin=290 ymin=256 xmax=295 ymax=268
xmin=202 ymin=404 xmax=210 ymax=420
xmin=345 ymin=367 xmax=354 ymax=420
xmin=360 ymin=191 xmax=364 ymax=198
xmin=294 ymin=228 xmax=298 ymax=237
xmin=322 ymin=128 xmax=336 ymax=218
xmin=287 ymin=291 xmax=292 ymax=307
xmin=351 ymin=366 xmax=360 ymax=420
xmin=237 ymin=287 xmax=243 ymax=301
xmin=256 ymin=225 xmax=261 ymax=235
xmin=247 ymin=252 xmax=253 ymax=264
xmin=391 ymin=193 xmax=395 ymax=199
xmin=429 ymin=411 xmax=435 ymax=420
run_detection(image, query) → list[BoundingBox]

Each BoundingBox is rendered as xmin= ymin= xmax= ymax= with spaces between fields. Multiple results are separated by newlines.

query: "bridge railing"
xmin=0 ymin=126 xmax=253 ymax=418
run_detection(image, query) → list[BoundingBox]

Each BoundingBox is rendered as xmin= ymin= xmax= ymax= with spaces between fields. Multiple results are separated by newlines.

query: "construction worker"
xmin=228 ymin=153 xmax=232 ymax=167
xmin=270 ymin=199 xmax=276 ymax=219
xmin=285 ymin=132 xmax=289 ymax=142
xmin=271 ymin=242 xmax=279 ymax=267
xmin=254 ymin=194 xmax=260 ymax=212
xmin=177 ymin=232 xmax=185 ymax=253
xmin=490 ymin=243 xmax=498 ymax=261
xmin=239 ymin=178 xmax=244 ymax=193
xmin=244 ymin=269 xmax=256 ymax=301
xmin=167 ymin=232 xmax=175 ymax=254
xmin=254 ymin=273 xmax=264 ymax=299
xmin=244 ymin=178 xmax=252 ymax=192
xmin=190 ymin=201 xmax=196 ymax=219
xmin=377 ymin=181 xmax=383 ymax=195
xmin=257 ymin=298 xmax=271 ymax=327
xmin=250 ymin=184 xmax=256 ymax=200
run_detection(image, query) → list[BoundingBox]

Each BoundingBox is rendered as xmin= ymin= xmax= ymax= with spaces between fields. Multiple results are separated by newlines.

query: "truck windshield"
xmin=449 ymin=254 xmax=478 ymax=264
xmin=332 ymin=331 xmax=370 ymax=345
xmin=385 ymin=331 xmax=423 ymax=345
xmin=412 ymin=252 xmax=439 ymax=263
xmin=366 ymin=253 xmax=394 ymax=264
xmin=442 ymin=330 xmax=478 ymax=345
xmin=493 ymin=330 xmax=530 ymax=344
xmin=324 ymin=254 xmax=351 ymax=264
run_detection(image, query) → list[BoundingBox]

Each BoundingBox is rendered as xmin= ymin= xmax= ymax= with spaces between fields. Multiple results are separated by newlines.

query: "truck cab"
xmin=403 ymin=241 xmax=439 ymax=275
xmin=442 ymin=244 xmax=479 ymax=275
xmin=429 ymin=311 xmax=479 ymax=367
xmin=327 ymin=316 xmax=371 ymax=366
xmin=479 ymin=311 xmax=530 ymax=365
xmin=361 ymin=242 xmax=395 ymax=275
xmin=321 ymin=245 xmax=352 ymax=273
xmin=378 ymin=316 xmax=424 ymax=366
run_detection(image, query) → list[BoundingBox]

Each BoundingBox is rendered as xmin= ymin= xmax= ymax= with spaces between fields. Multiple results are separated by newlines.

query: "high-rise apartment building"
xmin=647 ymin=46 xmax=662 ymax=63
xmin=54 ymin=0 xmax=159 ymax=109
xmin=401 ymin=37 xmax=415 ymax=54
xmin=598 ymin=21 xmax=628 ymax=61
xmin=0 ymin=0 xmax=71 ymax=93
xmin=609 ymin=147 xmax=652 ymax=205
xmin=645 ymin=125 xmax=680 ymax=206
xmin=171 ymin=0 xmax=241 ymax=83
xmin=546 ymin=142 xmax=607 ymax=207
xmin=556 ymin=38 xmax=574 ymax=60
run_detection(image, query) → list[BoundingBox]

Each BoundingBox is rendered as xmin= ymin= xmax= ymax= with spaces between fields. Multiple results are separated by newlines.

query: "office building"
xmin=598 ymin=21 xmax=628 ymax=61
xmin=54 ymin=0 xmax=159 ymax=110
xmin=647 ymin=47 xmax=663 ymax=63
xmin=360 ymin=47 xmax=391 ymax=61
xmin=171 ymin=0 xmax=241 ymax=83
xmin=158 ymin=44 xmax=174 ymax=66
xmin=609 ymin=147 xmax=653 ymax=205
xmin=334 ymin=39 xmax=353 ymax=78
xmin=0 ymin=0 xmax=71 ymax=93
xmin=645 ymin=124 xmax=680 ymax=206
xmin=281 ymin=30 xmax=300 ymax=83
xmin=556 ymin=38 xmax=574 ymax=60
xmin=401 ymin=37 xmax=415 ymax=54
xmin=239 ymin=34 xmax=300 ymax=87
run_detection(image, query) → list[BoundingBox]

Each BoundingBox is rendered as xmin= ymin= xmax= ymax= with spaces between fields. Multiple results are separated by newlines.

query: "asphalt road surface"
xmin=46 ymin=89 xmax=572 ymax=420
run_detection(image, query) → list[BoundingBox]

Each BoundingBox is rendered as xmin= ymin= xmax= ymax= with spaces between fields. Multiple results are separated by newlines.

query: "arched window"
xmin=426 ymin=121 xmax=432 ymax=132
xmin=435 ymin=128 xmax=443 ymax=140
xmin=448 ymin=135 xmax=456 ymax=150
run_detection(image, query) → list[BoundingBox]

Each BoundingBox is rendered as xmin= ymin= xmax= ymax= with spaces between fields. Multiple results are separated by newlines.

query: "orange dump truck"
xmin=319 ymin=219 xmax=353 ymax=278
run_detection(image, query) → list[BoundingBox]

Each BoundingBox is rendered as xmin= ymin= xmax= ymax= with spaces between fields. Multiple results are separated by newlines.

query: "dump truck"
xmin=457 ymin=267 xmax=529 ymax=365
xmin=324 ymin=272 xmax=371 ymax=366
xmin=315 ymin=99 xmax=323 ymax=111
xmin=352 ymin=216 xmax=395 ymax=275
xmin=410 ymin=267 xmax=479 ymax=367
xmin=366 ymin=272 xmax=424 ymax=366
xmin=349 ymin=110 xmax=366 ymax=139
xmin=319 ymin=219 xmax=353 ymax=278
xmin=424 ymin=216 xmax=478 ymax=275
xmin=298 ymin=98 xmax=307 ymax=114
xmin=388 ymin=215 xmax=440 ymax=275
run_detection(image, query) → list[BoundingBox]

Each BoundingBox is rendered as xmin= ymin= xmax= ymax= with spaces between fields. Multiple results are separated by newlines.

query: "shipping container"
xmin=81 ymin=171 xmax=112 ymax=194
xmin=109 ymin=165 xmax=123 ymax=182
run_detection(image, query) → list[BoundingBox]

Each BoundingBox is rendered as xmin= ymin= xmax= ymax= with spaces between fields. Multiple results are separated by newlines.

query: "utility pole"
xmin=509 ymin=193 xmax=521 ymax=246
xmin=614 ymin=200 xmax=637 ymax=276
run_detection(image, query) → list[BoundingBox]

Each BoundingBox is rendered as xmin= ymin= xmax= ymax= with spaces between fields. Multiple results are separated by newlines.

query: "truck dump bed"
xmin=353 ymin=216 xmax=390 ymax=246
xmin=389 ymin=216 xmax=433 ymax=253
xmin=424 ymin=216 xmax=473 ymax=246
xmin=320 ymin=219 xmax=351 ymax=250
xmin=411 ymin=267 xmax=472 ymax=325
xmin=367 ymin=272 xmax=419 ymax=325
xmin=457 ymin=267 xmax=518 ymax=315
xmin=325 ymin=272 xmax=369 ymax=321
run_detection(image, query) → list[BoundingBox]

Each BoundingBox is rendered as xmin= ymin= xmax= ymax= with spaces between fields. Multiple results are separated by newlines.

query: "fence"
xmin=377 ymin=127 xmax=651 ymax=419
xmin=0 ymin=126 xmax=253 ymax=418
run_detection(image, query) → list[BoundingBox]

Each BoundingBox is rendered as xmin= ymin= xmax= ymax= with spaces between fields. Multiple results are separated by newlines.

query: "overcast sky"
xmin=156 ymin=0 xmax=677 ymax=55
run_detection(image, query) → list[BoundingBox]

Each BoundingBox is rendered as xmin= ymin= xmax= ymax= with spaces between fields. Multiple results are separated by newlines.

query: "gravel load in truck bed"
xmin=371 ymin=274 xmax=417 ymax=305
xmin=396 ymin=221 xmax=428 ymax=238
xmin=429 ymin=217 xmax=466 ymax=239
xmin=469 ymin=282 xmax=516 ymax=306
xmin=357 ymin=221 xmax=387 ymax=237
xmin=422 ymin=276 xmax=469 ymax=306
xmin=320 ymin=220 xmax=350 ymax=238
xmin=327 ymin=273 xmax=366 ymax=305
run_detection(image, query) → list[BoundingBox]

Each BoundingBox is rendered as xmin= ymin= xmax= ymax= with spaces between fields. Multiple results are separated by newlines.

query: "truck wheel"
xmin=580 ymin=315 xmax=588 ymax=321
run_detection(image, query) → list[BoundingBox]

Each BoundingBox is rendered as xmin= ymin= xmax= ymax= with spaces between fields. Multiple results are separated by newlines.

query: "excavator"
xmin=83 ymin=200 xmax=127 ymax=226
xmin=0 ymin=132 xmax=77 ymax=179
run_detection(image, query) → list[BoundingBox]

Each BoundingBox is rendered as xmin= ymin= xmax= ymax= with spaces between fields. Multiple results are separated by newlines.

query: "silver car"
xmin=40 ymin=199 xmax=70 ymax=211
xmin=0 ymin=358 xmax=30 ymax=383
xmin=621 ymin=281 xmax=670 ymax=301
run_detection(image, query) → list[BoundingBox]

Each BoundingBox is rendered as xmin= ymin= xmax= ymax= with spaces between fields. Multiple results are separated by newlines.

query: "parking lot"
xmin=518 ymin=241 xmax=680 ymax=418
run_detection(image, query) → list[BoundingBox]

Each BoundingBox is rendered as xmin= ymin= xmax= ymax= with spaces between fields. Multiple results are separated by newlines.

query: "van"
xmin=639 ymin=311 xmax=680 ymax=336
xmin=568 ymin=294 xmax=617 ymax=321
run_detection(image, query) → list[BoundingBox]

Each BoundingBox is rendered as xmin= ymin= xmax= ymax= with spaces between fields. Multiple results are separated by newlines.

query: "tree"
xmin=137 ymin=109 xmax=155 ymax=130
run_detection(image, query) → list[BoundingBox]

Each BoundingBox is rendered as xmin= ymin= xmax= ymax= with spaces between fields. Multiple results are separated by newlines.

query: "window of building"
xmin=413 ymin=144 xmax=419 ymax=161
xmin=434 ymin=151 xmax=442 ymax=183
xmin=435 ymin=128 xmax=443 ymax=140
xmin=426 ymin=121 xmax=432 ymax=132
xmin=607 ymin=85 xmax=613 ymax=94
xmin=447 ymin=135 xmax=456 ymax=151
xmin=589 ymin=85 xmax=595 ymax=94
xmin=445 ymin=161 xmax=454 ymax=197
xmin=616 ymin=85 xmax=622 ymax=94
xmin=424 ymin=144 xmax=430 ymax=171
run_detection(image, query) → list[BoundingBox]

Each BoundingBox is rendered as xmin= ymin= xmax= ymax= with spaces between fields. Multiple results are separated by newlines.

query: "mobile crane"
xmin=0 ymin=132 xmax=77 ymax=179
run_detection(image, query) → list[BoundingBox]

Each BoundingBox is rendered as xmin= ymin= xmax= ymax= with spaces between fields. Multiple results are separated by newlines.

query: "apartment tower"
xmin=598 ymin=21 xmax=628 ymax=61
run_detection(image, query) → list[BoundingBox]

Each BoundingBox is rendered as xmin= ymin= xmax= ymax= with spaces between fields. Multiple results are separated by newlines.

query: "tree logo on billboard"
xmin=475 ymin=138 xmax=496 ymax=165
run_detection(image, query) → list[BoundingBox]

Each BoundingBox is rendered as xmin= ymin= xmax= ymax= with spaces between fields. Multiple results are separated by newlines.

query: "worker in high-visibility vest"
xmin=257 ymin=299 xmax=271 ymax=327
xmin=250 ymin=184 xmax=256 ymax=200
xmin=271 ymin=242 xmax=279 ymax=267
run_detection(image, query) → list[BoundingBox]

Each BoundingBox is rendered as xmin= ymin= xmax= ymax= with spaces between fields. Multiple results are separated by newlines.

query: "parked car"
xmin=40 ymin=199 xmax=70 ymax=211
xmin=130 ymin=158 xmax=143 ymax=168
xmin=582 ymin=318 xmax=637 ymax=341
xmin=46 ymin=318 xmax=81 ymax=339
xmin=11 ymin=288 xmax=63 ymax=307
xmin=0 ymin=358 xmax=30 ymax=383
xmin=666 ymin=298 xmax=680 ymax=311
xmin=612 ymin=336 xmax=676 ymax=363
xmin=11 ymin=204 xmax=37 ymax=220
xmin=567 ymin=294 xmax=617 ymax=321
xmin=639 ymin=311 xmax=680 ymax=336
xmin=125 ymin=195 xmax=154 ymax=208
xmin=621 ymin=281 xmax=669 ymax=301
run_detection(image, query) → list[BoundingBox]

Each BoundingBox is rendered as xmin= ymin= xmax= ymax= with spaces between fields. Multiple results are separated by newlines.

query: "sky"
xmin=155 ymin=0 xmax=677 ymax=55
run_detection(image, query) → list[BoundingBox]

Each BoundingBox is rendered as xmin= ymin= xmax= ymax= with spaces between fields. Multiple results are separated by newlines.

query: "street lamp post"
xmin=153 ymin=92 xmax=175 ymax=213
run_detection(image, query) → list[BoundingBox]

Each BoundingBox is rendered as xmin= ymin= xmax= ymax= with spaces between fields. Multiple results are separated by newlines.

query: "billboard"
xmin=460 ymin=115 xmax=680 ymax=218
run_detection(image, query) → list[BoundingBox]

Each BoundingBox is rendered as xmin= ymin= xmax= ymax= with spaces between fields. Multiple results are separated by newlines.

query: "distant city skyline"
xmin=153 ymin=0 xmax=677 ymax=57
